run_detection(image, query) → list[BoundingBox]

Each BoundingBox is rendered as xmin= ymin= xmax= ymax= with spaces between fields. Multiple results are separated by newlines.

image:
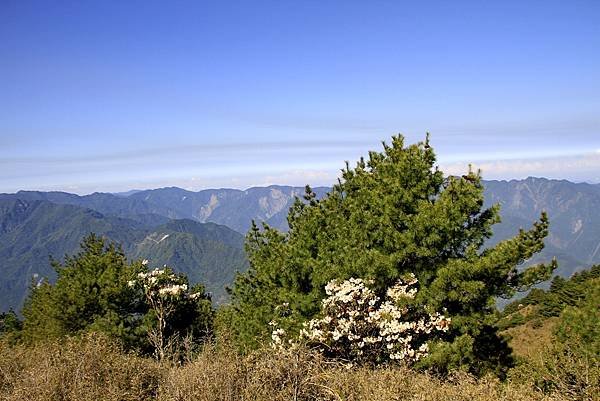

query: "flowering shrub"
xmin=272 ymin=274 xmax=450 ymax=365
xmin=128 ymin=261 xmax=208 ymax=360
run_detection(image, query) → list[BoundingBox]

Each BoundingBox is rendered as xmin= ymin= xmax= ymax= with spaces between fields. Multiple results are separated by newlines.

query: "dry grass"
xmin=0 ymin=334 xmax=163 ymax=401
xmin=160 ymin=345 xmax=572 ymax=401
xmin=504 ymin=316 xmax=559 ymax=359
xmin=0 ymin=334 xmax=587 ymax=401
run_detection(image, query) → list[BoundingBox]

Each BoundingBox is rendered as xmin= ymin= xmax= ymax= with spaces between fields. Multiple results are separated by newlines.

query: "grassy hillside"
xmin=497 ymin=265 xmax=600 ymax=398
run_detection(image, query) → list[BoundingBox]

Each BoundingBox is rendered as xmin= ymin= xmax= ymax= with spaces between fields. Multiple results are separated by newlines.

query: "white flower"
xmin=294 ymin=275 xmax=450 ymax=363
xmin=158 ymin=283 xmax=187 ymax=297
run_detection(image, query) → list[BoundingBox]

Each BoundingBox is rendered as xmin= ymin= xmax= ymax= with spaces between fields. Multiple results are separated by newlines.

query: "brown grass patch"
xmin=0 ymin=334 xmax=579 ymax=401
xmin=504 ymin=316 xmax=559 ymax=359
xmin=0 ymin=333 xmax=164 ymax=401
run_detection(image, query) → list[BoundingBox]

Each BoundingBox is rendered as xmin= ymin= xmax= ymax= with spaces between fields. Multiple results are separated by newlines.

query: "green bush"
xmin=554 ymin=278 xmax=600 ymax=361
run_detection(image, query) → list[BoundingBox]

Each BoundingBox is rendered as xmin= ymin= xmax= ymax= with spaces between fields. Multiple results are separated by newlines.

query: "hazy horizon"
xmin=2 ymin=173 xmax=599 ymax=197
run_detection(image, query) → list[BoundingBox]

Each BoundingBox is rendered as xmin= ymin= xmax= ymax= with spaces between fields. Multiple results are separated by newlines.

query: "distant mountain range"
xmin=1 ymin=177 xmax=599 ymax=312
xmin=483 ymin=178 xmax=600 ymax=276
xmin=3 ymin=186 xmax=330 ymax=234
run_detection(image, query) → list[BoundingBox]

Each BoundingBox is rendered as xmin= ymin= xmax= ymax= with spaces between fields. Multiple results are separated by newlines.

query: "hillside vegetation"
xmin=0 ymin=200 xmax=247 ymax=310
xmin=0 ymin=136 xmax=598 ymax=400
xmin=0 ymin=334 xmax=582 ymax=401
xmin=3 ymin=177 xmax=600 ymax=313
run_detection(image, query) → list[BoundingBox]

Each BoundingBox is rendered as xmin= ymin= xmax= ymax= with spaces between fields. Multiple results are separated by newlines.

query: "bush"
xmin=271 ymin=275 xmax=451 ymax=365
xmin=128 ymin=266 xmax=213 ymax=361
xmin=21 ymin=234 xmax=148 ymax=346
xmin=554 ymin=278 xmax=600 ymax=360
xmin=20 ymin=235 xmax=214 ymax=359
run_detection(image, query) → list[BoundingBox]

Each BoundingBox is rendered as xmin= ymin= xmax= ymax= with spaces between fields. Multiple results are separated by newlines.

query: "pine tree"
xmin=229 ymin=135 xmax=556 ymax=376
xmin=22 ymin=234 xmax=147 ymax=346
xmin=21 ymin=234 xmax=213 ymax=354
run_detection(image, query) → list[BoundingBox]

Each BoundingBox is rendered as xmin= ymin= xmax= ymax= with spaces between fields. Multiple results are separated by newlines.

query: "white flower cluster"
xmin=271 ymin=327 xmax=286 ymax=347
xmin=158 ymin=283 xmax=188 ymax=296
xmin=128 ymin=264 xmax=201 ymax=301
xmin=289 ymin=275 xmax=451 ymax=364
xmin=136 ymin=268 xmax=168 ymax=280
xmin=386 ymin=273 xmax=418 ymax=301
xmin=268 ymin=315 xmax=296 ymax=349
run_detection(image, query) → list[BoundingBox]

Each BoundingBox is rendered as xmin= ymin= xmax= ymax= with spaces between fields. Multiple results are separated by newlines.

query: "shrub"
xmin=271 ymin=275 xmax=451 ymax=365
xmin=129 ymin=265 xmax=213 ymax=361
xmin=21 ymin=234 xmax=148 ymax=347
xmin=20 ymin=235 xmax=214 ymax=358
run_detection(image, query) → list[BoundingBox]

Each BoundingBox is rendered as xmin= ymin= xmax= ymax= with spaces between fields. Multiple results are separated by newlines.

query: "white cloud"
xmin=255 ymin=169 xmax=339 ymax=188
xmin=440 ymin=152 xmax=600 ymax=182
xmin=5 ymin=146 xmax=600 ymax=195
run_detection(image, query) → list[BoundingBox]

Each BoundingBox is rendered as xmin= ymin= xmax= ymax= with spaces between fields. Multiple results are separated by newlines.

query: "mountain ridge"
xmin=3 ymin=177 xmax=600 ymax=312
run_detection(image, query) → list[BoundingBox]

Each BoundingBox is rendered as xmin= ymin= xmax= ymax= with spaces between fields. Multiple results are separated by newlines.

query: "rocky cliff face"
xmin=129 ymin=185 xmax=330 ymax=233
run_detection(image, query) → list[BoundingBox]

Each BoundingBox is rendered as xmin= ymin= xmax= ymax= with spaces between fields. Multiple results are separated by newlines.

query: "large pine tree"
xmin=229 ymin=135 xmax=556 ymax=376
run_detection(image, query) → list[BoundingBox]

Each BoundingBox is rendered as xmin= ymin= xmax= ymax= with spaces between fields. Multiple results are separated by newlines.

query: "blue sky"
xmin=1 ymin=0 xmax=599 ymax=194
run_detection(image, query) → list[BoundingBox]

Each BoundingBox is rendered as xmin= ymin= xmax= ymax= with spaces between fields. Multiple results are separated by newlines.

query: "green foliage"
xmin=20 ymin=234 xmax=214 ymax=355
xmin=0 ymin=310 xmax=21 ymax=334
xmin=554 ymin=277 xmax=600 ymax=361
xmin=168 ymin=282 xmax=214 ymax=340
xmin=21 ymin=234 xmax=147 ymax=346
xmin=0 ymin=310 xmax=22 ymax=344
xmin=500 ymin=264 xmax=600 ymax=328
xmin=229 ymin=135 xmax=555 ymax=375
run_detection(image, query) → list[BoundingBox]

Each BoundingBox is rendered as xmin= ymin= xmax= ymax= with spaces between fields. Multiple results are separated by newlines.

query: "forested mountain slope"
xmin=2 ymin=177 xmax=599 ymax=311
xmin=0 ymin=199 xmax=246 ymax=311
